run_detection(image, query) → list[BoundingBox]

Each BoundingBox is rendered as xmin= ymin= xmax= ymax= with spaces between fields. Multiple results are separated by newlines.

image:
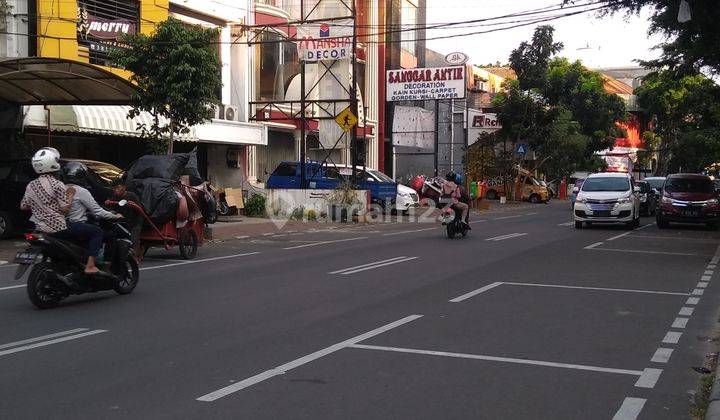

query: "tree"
xmin=111 ymin=18 xmax=222 ymax=154
xmin=509 ymin=25 xmax=563 ymax=91
xmin=635 ymin=70 xmax=720 ymax=173
xmin=566 ymin=0 xmax=720 ymax=74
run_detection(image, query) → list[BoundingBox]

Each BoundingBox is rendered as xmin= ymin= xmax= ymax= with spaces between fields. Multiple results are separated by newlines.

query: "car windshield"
xmin=645 ymin=178 xmax=665 ymax=190
xmin=636 ymin=182 xmax=649 ymax=192
xmin=581 ymin=177 xmax=630 ymax=192
xmin=368 ymin=170 xmax=394 ymax=183
xmin=664 ymin=177 xmax=714 ymax=194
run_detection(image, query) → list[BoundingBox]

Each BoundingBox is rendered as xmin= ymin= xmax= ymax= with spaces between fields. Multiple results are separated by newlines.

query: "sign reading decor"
xmin=386 ymin=66 xmax=466 ymax=101
xmin=296 ymin=20 xmax=354 ymax=62
xmin=77 ymin=7 xmax=136 ymax=40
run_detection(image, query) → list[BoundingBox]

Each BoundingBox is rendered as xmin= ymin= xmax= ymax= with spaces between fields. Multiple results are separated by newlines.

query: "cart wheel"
xmin=179 ymin=230 xmax=198 ymax=260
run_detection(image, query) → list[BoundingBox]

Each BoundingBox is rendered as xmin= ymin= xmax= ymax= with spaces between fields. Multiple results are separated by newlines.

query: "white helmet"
xmin=31 ymin=147 xmax=61 ymax=174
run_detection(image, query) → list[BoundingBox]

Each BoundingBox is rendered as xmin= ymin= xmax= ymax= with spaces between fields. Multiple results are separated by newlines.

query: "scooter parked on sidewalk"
xmin=14 ymin=204 xmax=139 ymax=309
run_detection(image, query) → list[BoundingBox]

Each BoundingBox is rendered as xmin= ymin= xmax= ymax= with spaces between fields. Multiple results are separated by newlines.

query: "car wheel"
xmin=574 ymin=221 xmax=583 ymax=229
xmin=0 ymin=211 xmax=14 ymax=239
xmin=529 ymin=194 xmax=541 ymax=204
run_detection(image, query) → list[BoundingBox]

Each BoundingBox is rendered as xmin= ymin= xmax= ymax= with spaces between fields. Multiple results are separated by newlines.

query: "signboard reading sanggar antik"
xmin=386 ymin=66 xmax=466 ymax=102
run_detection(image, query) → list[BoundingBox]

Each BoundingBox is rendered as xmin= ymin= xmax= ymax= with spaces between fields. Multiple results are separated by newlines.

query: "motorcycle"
xmin=14 ymin=201 xmax=140 ymax=309
xmin=440 ymin=205 xmax=470 ymax=239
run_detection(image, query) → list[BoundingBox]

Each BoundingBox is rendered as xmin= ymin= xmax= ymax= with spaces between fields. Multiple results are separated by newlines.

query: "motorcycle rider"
xmin=63 ymin=162 xmax=124 ymax=271
xmin=108 ymin=179 xmax=143 ymax=251
xmin=441 ymin=171 xmax=470 ymax=229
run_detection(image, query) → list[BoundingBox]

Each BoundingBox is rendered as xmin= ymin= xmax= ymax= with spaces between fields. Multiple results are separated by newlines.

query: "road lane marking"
xmin=679 ymin=307 xmax=695 ymax=316
xmin=698 ymin=282 xmax=709 ymax=288
xmin=140 ymin=252 xmax=260 ymax=271
xmin=0 ymin=328 xmax=89 ymax=350
xmin=350 ymin=344 xmax=644 ymax=377
xmin=283 ymin=237 xmax=368 ymax=250
xmin=558 ymin=222 xmax=574 ymax=226
xmin=469 ymin=219 xmax=488 ymax=224
xmin=584 ymin=242 xmax=604 ymax=249
xmin=493 ymin=215 xmax=524 ymax=220
xmin=503 ymin=282 xmax=689 ymax=296
xmin=0 ymin=330 xmax=107 ymax=357
xmin=686 ymin=297 xmax=700 ymax=305
xmin=0 ymin=263 xmax=18 ymax=269
xmin=607 ymin=232 xmax=631 ymax=241
xmin=635 ymin=368 xmax=662 ymax=388
xmin=712 ymin=256 xmax=720 ymax=264
xmin=701 ymin=275 xmax=712 ymax=281
xmin=330 ymin=257 xmax=418 ymax=275
xmin=587 ymin=247 xmax=697 ymax=256
xmin=671 ymin=318 xmax=689 ymax=329
xmin=196 ymin=315 xmax=423 ymax=402
xmin=692 ymin=288 xmax=705 ymax=295
xmin=485 ymin=233 xmax=527 ymax=242
xmin=704 ymin=270 xmax=714 ymax=275
xmin=382 ymin=227 xmax=437 ymax=236
xmin=650 ymin=348 xmax=673 ymax=364
xmin=635 ymin=222 xmax=656 ymax=230
xmin=612 ymin=397 xmax=646 ymax=420
xmin=450 ymin=282 xmax=504 ymax=303
xmin=708 ymin=264 xmax=717 ymax=269
xmin=0 ymin=284 xmax=24 ymax=291
xmin=662 ymin=331 xmax=682 ymax=344
xmin=626 ymin=235 xmax=717 ymax=241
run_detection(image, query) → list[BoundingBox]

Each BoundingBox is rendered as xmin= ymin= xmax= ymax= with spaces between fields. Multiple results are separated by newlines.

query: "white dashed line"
xmin=679 ymin=307 xmax=695 ymax=316
xmin=692 ymin=288 xmax=705 ymax=296
xmin=650 ymin=348 xmax=673 ymax=364
xmin=686 ymin=297 xmax=701 ymax=305
xmin=671 ymin=318 xmax=689 ymax=329
xmin=697 ymin=282 xmax=709 ymax=289
xmin=612 ymin=397 xmax=646 ymax=420
xmin=635 ymin=368 xmax=662 ymax=388
xmin=662 ymin=331 xmax=682 ymax=344
xmin=584 ymin=242 xmax=604 ymax=249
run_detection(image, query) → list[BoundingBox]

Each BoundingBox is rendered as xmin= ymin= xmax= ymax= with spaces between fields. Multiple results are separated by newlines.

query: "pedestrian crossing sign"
xmin=516 ymin=143 xmax=527 ymax=156
xmin=335 ymin=107 xmax=358 ymax=132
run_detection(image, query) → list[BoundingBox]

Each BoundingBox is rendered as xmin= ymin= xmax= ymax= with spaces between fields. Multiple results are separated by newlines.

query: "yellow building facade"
xmin=36 ymin=0 xmax=168 ymax=78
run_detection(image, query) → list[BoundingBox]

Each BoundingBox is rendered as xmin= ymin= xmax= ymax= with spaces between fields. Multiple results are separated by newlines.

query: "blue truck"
xmin=266 ymin=161 xmax=398 ymax=206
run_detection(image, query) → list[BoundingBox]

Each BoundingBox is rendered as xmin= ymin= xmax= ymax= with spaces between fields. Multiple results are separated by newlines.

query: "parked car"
xmin=635 ymin=180 xmax=658 ymax=216
xmin=328 ymin=165 xmax=419 ymax=213
xmin=483 ymin=168 xmax=549 ymax=203
xmin=0 ymin=159 xmax=119 ymax=239
xmin=656 ymin=173 xmax=720 ymax=229
xmin=266 ymin=161 xmax=398 ymax=208
xmin=573 ymin=172 xmax=641 ymax=229
xmin=644 ymin=176 xmax=666 ymax=193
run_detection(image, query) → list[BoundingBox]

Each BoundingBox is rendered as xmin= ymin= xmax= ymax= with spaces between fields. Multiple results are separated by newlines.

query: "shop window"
xmin=255 ymin=31 xmax=300 ymax=101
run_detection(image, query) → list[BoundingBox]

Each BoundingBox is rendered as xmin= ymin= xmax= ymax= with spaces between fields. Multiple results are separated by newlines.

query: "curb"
xmin=706 ymin=366 xmax=720 ymax=419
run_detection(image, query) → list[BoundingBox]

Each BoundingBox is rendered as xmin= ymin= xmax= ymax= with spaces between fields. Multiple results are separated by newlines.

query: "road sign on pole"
xmin=336 ymin=107 xmax=358 ymax=132
xmin=516 ymin=143 xmax=528 ymax=156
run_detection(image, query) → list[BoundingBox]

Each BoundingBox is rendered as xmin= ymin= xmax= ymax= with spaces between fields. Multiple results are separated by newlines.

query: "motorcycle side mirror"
xmin=118 ymin=199 xmax=128 ymax=207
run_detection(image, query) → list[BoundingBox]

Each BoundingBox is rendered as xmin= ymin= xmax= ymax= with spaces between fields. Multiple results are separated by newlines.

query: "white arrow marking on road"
xmin=485 ymin=233 xmax=527 ymax=242
xmin=330 ymin=257 xmax=418 ymax=275
xmin=0 ymin=329 xmax=107 ymax=357
xmin=612 ymin=397 xmax=646 ymax=420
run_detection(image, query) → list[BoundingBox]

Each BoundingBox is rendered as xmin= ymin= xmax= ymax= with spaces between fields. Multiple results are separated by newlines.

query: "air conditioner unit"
xmin=224 ymin=105 xmax=238 ymax=122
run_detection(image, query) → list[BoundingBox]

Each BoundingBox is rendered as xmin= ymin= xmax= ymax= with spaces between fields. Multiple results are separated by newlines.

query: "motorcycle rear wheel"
xmin=27 ymin=263 xmax=63 ymax=309
xmin=114 ymin=255 xmax=139 ymax=295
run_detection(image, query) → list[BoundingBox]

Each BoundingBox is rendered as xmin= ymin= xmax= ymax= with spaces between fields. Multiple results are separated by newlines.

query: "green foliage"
xmin=244 ymin=194 xmax=267 ymax=217
xmin=465 ymin=135 xmax=500 ymax=182
xmin=509 ymin=25 xmax=563 ymax=91
xmin=110 ymin=18 xmax=222 ymax=153
xmin=636 ymin=70 xmax=720 ymax=173
xmin=568 ymin=0 xmax=720 ymax=74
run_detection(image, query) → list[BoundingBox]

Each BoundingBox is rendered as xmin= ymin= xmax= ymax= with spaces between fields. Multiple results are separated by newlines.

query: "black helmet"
xmin=63 ymin=161 xmax=90 ymax=187
xmin=445 ymin=171 xmax=457 ymax=182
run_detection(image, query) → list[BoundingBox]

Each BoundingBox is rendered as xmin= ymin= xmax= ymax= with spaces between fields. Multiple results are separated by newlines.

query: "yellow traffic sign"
xmin=335 ymin=107 xmax=358 ymax=132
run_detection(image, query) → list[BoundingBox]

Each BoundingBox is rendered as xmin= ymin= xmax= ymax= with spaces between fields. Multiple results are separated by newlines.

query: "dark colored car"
xmin=656 ymin=174 xmax=720 ymax=229
xmin=644 ymin=176 xmax=666 ymax=193
xmin=636 ymin=180 xmax=658 ymax=216
xmin=0 ymin=159 xmax=119 ymax=239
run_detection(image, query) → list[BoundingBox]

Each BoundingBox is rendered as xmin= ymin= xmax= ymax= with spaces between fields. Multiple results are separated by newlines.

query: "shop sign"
xmin=77 ymin=7 xmax=137 ymax=40
xmin=296 ymin=20 xmax=354 ymax=62
xmin=386 ymin=66 xmax=466 ymax=101
xmin=468 ymin=109 xmax=501 ymax=146
xmin=444 ymin=52 xmax=468 ymax=66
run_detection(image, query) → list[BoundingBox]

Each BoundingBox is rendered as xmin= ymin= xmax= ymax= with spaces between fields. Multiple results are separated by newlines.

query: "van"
xmin=483 ymin=168 xmax=549 ymax=203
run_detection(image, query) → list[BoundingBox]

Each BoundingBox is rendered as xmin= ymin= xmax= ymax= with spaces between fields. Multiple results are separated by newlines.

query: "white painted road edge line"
xmin=635 ymin=222 xmax=657 ymax=231
xmin=450 ymin=282 xmax=504 ymax=303
xmin=612 ymin=397 xmax=646 ymax=420
xmin=0 ymin=330 xmax=107 ymax=357
xmin=493 ymin=215 xmax=524 ymax=220
xmin=333 ymin=257 xmax=419 ymax=275
xmin=283 ymin=237 xmax=368 ymax=250
xmin=196 ymin=315 xmax=424 ymax=402
xmin=686 ymin=297 xmax=701 ymax=305
xmin=584 ymin=242 xmax=604 ymax=250
xmin=607 ymin=231 xmax=631 ymax=241
xmin=698 ymin=282 xmax=709 ymax=288
xmin=140 ymin=252 xmax=260 ymax=271
xmin=350 ymin=343 xmax=645 ymax=377
xmin=635 ymin=368 xmax=663 ymax=388
xmin=701 ymin=275 xmax=712 ymax=281
xmin=503 ymin=282 xmax=690 ymax=296
xmin=662 ymin=331 xmax=682 ymax=344
xmin=679 ymin=307 xmax=695 ymax=316
xmin=650 ymin=348 xmax=674 ymax=364
xmin=671 ymin=317 xmax=689 ymax=329
xmin=587 ymin=247 xmax=697 ymax=256
xmin=382 ymin=227 xmax=437 ymax=236
xmin=0 ymin=328 xmax=88 ymax=350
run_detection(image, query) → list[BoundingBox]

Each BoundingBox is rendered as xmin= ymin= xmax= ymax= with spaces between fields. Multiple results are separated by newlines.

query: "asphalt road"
xmin=1 ymin=201 xmax=719 ymax=420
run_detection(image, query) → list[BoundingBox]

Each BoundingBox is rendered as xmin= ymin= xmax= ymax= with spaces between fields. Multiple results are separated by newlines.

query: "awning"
xmin=0 ymin=57 xmax=138 ymax=105
xmin=24 ymin=105 xmax=267 ymax=145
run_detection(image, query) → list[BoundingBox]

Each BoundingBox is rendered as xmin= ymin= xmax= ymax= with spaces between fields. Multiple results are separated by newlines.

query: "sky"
xmin=425 ymin=0 xmax=665 ymax=69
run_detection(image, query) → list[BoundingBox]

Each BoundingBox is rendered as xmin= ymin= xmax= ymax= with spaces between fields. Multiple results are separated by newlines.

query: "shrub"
xmin=244 ymin=194 xmax=267 ymax=217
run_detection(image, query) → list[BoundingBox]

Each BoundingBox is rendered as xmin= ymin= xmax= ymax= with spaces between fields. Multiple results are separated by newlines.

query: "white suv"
xmin=573 ymin=172 xmax=641 ymax=229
